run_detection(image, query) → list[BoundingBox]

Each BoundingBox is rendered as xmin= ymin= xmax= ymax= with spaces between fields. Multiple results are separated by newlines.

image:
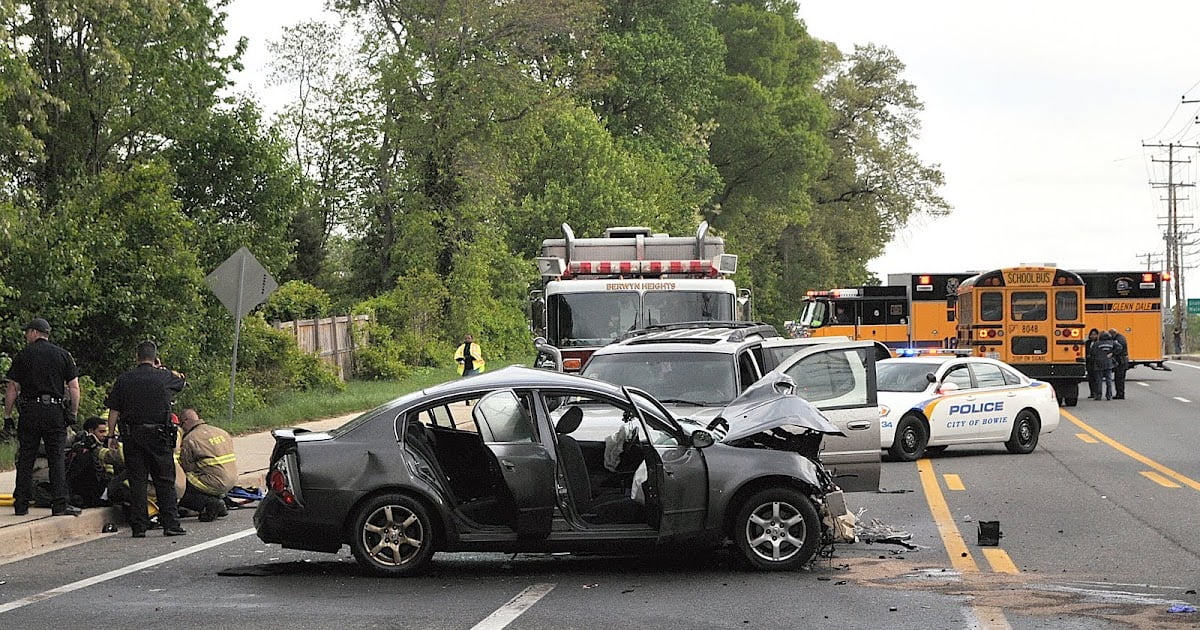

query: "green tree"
xmin=269 ymin=20 xmax=371 ymax=284
xmin=8 ymin=0 xmax=241 ymax=209
xmin=708 ymin=0 xmax=830 ymax=324
xmin=262 ymin=280 xmax=333 ymax=323
xmin=4 ymin=162 xmax=206 ymax=385
xmin=168 ymin=100 xmax=303 ymax=275
xmin=793 ymin=43 xmax=950 ymax=291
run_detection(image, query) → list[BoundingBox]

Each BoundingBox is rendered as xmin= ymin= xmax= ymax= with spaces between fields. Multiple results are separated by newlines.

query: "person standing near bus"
xmin=1084 ymin=328 xmax=1101 ymax=399
xmin=1093 ymin=332 xmax=1117 ymax=401
xmin=1107 ymin=328 xmax=1128 ymax=399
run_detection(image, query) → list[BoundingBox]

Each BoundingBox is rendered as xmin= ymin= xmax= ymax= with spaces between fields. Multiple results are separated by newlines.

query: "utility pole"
xmin=1144 ymin=140 xmax=1199 ymax=353
xmin=1136 ymin=252 xmax=1164 ymax=270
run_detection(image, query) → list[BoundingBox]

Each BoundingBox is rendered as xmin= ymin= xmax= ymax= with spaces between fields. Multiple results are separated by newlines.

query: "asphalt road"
xmin=1 ymin=361 xmax=1198 ymax=629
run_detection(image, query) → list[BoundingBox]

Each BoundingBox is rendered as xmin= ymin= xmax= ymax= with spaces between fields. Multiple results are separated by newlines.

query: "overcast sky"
xmin=223 ymin=1 xmax=1200 ymax=299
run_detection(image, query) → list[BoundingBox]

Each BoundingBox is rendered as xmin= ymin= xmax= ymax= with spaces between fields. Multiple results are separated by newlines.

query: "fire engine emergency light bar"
xmin=536 ymin=254 xmax=737 ymax=278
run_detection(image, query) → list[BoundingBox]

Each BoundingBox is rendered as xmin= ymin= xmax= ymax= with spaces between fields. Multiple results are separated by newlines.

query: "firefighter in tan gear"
xmin=177 ymin=408 xmax=237 ymax=522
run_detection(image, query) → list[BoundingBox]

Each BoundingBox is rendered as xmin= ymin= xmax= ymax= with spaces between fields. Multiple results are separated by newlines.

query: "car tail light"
xmin=268 ymin=462 xmax=298 ymax=507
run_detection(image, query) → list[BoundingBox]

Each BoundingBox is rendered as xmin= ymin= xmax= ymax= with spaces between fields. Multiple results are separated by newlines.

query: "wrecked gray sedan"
xmin=255 ymin=366 xmax=847 ymax=576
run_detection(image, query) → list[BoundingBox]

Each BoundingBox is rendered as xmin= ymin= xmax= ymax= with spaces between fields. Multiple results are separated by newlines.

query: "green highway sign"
xmin=1189 ymin=298 xmax=1200 ymax=315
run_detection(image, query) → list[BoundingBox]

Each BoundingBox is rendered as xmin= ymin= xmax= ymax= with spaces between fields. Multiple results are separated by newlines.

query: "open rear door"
xmin=775 ymin=342 xmax=881 ymax=492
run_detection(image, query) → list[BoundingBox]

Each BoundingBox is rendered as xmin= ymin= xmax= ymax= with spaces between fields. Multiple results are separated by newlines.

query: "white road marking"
xmin=470 ymin=583 xmax=556 ymax=630
xmin=1167 ymin=360 xmax=1200 ymax=371
xmin=0 ymin=528 xmax=256 ymax=614
xmin=1174 ymin=397 xmax=1191 ymax=403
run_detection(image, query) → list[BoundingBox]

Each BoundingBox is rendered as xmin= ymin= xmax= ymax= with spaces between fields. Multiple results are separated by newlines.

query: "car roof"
xmin=591 ymin=322 xmax=780 ymax=357
xmin=420 ymin=365 xmax=628 ymax=397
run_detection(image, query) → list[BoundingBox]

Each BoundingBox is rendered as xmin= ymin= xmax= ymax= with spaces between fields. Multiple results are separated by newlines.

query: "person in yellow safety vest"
xmin=176 ymin=408 xmax=236 ymax=522
xmin=454 ymin=334 xmax=485 ymax=377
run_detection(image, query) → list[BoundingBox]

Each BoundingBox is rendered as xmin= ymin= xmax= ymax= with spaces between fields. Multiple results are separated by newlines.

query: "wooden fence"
xmin=274 ymin=314 xmax=370 ymax=380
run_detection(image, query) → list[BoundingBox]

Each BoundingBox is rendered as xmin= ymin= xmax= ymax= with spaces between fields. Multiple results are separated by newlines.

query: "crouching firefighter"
xmin=176 ymin=408 xmax=236 ymax=522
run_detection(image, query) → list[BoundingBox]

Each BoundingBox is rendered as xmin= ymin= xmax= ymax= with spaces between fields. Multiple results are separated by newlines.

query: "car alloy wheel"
xmin=349 ymin=494 xmax=435 ymax=576
xmin=734 ymin=488 xmax=819 ymax=571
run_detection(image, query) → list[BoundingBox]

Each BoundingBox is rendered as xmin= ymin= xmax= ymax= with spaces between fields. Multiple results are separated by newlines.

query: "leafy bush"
xmin=351 ymin=320 xmax=410 ymax=380
xmin=260 ymin=280 xmax=332 ymax=323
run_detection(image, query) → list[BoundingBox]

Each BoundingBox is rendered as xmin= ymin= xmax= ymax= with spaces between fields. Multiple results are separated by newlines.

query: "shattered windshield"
xmin=582 ymin=351 xmax=737 ymax=406
xmin=876 ymin=361 xmax=936 ymax=393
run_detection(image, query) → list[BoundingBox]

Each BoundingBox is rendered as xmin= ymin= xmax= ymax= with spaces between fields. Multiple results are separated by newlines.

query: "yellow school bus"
xmin=956 ymin=265 xmax=1086 ymax=406
xmin=1077 ymin=271 xmax=1168 ymax=371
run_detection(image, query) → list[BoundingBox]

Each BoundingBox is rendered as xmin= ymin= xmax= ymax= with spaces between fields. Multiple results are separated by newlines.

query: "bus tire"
xmin=888 ymin=415 xmax=928 ymax=462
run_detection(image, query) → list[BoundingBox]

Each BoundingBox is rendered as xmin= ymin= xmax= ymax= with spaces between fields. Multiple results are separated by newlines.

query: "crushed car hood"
xmin=716 ymin=373 xmax=845 ymax=443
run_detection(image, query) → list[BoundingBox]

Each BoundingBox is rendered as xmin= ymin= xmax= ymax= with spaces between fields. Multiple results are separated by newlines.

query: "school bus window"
xmin=980 ymin=292 xmax=1003 ymax=321
xmin=1054 ymin=290 xmax=1079 ymax=320
xmin=1011 ymin=291 xmax=1047 ymax=321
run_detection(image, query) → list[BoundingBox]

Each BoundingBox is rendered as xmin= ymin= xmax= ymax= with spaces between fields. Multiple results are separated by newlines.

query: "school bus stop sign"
xmin=1188 ymin=299 xmax=1200 ymax=315
xmin=205 ymin=247 xmax=278 ymax=319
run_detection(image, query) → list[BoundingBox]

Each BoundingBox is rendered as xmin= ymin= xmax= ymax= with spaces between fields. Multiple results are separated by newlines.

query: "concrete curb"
xmin=0 ymin=413 xmax=351 ymax=565
xmin=0 ymin=507 xmax=120 ymax=563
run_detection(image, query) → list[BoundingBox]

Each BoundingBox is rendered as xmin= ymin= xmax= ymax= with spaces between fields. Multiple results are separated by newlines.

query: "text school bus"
xmin=955 ymin=265 xmax=1086 ymax=406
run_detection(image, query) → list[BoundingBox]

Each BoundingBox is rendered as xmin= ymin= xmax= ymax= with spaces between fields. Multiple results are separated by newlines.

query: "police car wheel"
xmin=1004 ymin=410 xmax=1040 ymax=455
xmin=888 ymin=415 xmax=927 ymax=462
xmin=349 ymin=493 xmax=436 ymax=577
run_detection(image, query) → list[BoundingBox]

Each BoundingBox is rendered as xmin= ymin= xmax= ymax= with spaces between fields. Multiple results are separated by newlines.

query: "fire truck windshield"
xmin=547 ymin=291 xmax=735 ymax=348
xmin=643 ymin=291 xmax=734 ymax=326
xmin=548 ymin=292 xmax=641 ymax=347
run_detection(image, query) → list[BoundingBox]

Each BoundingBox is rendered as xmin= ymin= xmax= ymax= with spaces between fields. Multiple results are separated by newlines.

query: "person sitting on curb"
xmin=66 ymin=416 xmax=115 ymax=507
xmin=176 ymin=408 xmax=236 ymax=522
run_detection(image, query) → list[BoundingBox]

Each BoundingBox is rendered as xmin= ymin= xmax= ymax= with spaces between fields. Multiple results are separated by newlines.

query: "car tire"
xmin=888 ymin=415 xmax=928 ymax=462
xmin=349 ymin=493 xmax=435 ymax=577
xmin=1004 ymin=410 xmax=1040 ymax=454
xmin=733 ymin=488 xmax=820 ymax=571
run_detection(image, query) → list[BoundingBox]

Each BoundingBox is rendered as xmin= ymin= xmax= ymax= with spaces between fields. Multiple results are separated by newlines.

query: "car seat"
xmin=555 ymin=407 xmax=645 ymax=525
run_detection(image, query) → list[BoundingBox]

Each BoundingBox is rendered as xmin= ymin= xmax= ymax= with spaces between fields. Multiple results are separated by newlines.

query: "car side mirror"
xmin=926 ymin=372 xmax=937 ymax=383
xmin=691 ymin=429 xmax=715 ymax=449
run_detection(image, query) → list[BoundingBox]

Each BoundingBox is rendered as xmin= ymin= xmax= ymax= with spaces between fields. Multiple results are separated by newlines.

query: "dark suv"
xmin=579 ymin=322 xmax=882 ymax=492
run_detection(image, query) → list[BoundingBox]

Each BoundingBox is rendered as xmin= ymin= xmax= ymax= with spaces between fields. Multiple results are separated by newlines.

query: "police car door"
xmin=775 ymin=342 xmax=880 ymax=493
xmin=965 ymin=362 xmax=1016 ymax=440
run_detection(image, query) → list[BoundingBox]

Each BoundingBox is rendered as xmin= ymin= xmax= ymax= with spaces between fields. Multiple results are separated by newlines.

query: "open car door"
xmin=771 ymin=341 xmax=881 ymax=492
xmin=473 ymin=390 xmax=556 ymax=537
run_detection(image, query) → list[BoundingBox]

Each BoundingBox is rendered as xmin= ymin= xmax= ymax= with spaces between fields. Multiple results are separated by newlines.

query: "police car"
xmin=876 ymin=352 xmax=1060 ymax=461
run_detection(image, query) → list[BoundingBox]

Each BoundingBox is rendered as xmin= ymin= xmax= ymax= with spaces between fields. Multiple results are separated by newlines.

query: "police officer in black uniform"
xmin=4 ymin=318 xmax=82 ymax=516
xmin=104 ymin=340 xmax=187 ymax=537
